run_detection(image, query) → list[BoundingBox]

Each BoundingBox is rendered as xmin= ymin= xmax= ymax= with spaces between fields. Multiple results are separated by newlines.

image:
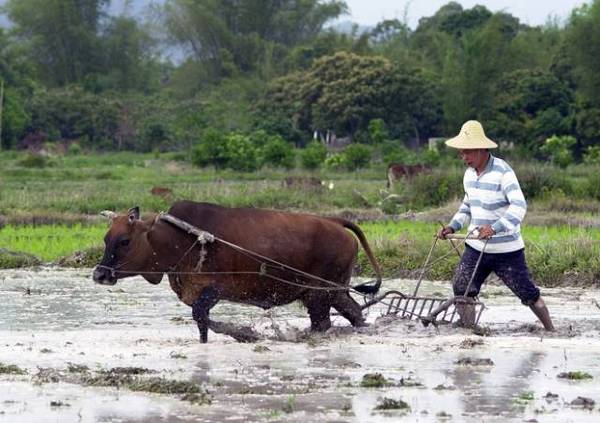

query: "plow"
xmin=359 ymin=233 xmax=487 ymax=327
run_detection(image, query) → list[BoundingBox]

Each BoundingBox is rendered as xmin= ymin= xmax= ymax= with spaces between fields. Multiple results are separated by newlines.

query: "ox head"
xmin=93 ymin=207 xmax=163 ymax=286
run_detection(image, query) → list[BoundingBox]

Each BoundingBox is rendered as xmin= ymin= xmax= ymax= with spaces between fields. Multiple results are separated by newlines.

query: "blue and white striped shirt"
xmin=449 ymin=155 xmax=526 ymax=253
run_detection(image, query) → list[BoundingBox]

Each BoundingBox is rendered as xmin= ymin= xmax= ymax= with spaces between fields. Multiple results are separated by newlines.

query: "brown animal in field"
xmin=386 ymin=163 xmax=429 ymax=188
xmin=92 ymin=201 xmax=382 ymax=343
xmin=283 ymin=176 xmax=323 ymax=190
xmin=150 ymin=186 xmax=173 ymax=198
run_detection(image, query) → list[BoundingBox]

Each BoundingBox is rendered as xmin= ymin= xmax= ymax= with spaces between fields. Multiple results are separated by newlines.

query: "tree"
xmin=567 ymin=0 xmax=600 ymax=106
xmin=261 ymin=52 xmax=442 ymax=143
xmin=5 ymin=0 xmax=109 ymax=86
xmin=487 ymin=69 xmax=573 ymax=152
xmin=161 ymin=0 xmax=347 ymax=80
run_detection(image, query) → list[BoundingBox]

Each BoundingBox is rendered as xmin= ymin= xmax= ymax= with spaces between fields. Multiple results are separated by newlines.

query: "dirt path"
xmin=1 ymin=269 xmax=599 ymax=422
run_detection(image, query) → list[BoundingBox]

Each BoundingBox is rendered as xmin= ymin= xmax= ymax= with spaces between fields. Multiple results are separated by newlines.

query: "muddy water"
xmin=1 ymin=268 xmax=599 ymax=422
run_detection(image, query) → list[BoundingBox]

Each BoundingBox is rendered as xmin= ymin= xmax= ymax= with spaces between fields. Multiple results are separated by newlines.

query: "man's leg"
xmin=452 ymin=245 xmax=491 ymax=327
xmin=493 ymin=250 xmax=555 ymax=331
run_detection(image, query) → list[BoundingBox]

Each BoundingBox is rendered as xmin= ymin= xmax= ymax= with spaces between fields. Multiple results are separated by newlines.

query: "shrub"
xmin=67 ymin=142 xmax=82 ymax=156
xmin=18 ymin=153 xmax=48 ymax=168
xmin=540 ymin=135 xmax=576 ymax=168
xmin=224 ymin=133 xmax=259 ymax=172
xmin=515 ymin=165 xmax=574 ymax=199
xmin=191 ymin=129 xmax=228 ymax=168
xmin=324 ymin=153 xmax=347 ymax=170
xmin=403 ymin=169 xmax=463 ymax=208
xmin=300 ymin=141 xmax=327 ymax=169
xmin=260 ymin=135 xmax=295 ymax=169
xmin=343 ymin=144 xmax=372 ymax=170
xmin=368 ymin=118 xmax=389 ymax=144
xmin=381 ymin=140 xmax=416 ymax=164
xmin=583 ymin=145 xmax=600 ymax=165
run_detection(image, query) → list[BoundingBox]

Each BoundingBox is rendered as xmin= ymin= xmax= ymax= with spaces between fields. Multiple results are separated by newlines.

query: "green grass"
xmin=0 ymin=224 xmax=107 ymax=261
xmin=0 ymin=220 xmax=598 ymax=286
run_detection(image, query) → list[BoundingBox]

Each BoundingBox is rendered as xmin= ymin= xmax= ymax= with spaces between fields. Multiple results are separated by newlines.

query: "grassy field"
xmin=0 ymin=151 xmax=598 ymax=286
xmin=0 ymin=220 xmax=597 ymax=287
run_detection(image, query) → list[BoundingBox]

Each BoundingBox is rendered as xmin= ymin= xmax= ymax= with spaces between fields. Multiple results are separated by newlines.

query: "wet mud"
xmin=1 ymin=268 xmax=599 ymax=422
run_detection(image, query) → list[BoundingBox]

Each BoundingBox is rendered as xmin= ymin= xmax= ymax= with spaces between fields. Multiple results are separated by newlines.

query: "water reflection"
xmin=449 ymin=351 xmax=545 ymax=417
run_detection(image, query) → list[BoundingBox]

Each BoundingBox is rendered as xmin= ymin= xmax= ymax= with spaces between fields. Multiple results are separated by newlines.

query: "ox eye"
xmin=120 ymin=239 xmax=130 ymax=247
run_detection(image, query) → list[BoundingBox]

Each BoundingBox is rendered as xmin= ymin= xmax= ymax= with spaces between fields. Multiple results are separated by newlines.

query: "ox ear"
xmin=127 ymin=206 xmax=140 ymax=224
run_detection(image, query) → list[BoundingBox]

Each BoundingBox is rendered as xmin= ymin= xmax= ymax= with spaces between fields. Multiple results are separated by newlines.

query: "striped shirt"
xmin=449 ymin=155 xmax=526 ymax=253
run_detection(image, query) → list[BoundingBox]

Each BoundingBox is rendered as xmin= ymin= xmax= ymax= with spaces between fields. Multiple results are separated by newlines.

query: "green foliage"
xmin=191 ymin=129 xmax=228 ymax=168
xmin=67 ymin=143 xmax=83 ymax=156
xmin=300 ymin=141 xmax=327 ymax=169
xmin=540 ymin=135 xmax=577 ymax=168
xmin=324 ymin=153 xmax=347 ymax=170
xmin=402 ymin=169 xmax=464 ymax=208
xmin=18 ymin=154 xmax=48 ymax=168
xmin=515 ymin=164 xmax=574 ymax=199
xmin=342 ymin=144 xmax=372 ymax=170
xmin=567 ymin=1 xmax=600 ymax=106
xmin=381 ymin=141 xmax=417 ymax=165
xmin=161 ymin=0 xmax=347 ymax=80
xmin=583 ymin=145 xmax=600 ymax=165
xmin=263 ymin=52 xmax=442 ymax=142
xmin=259 ymin=135 xmax=295 ymax=169
xmin=367 ymin=119 xmax=389 ymax=144
xmin=224 ymin=133 xmax=259 ymax=172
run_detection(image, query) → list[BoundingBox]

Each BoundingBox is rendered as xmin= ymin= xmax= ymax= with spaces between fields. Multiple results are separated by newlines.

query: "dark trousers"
xmin=452 ymin=245 xmax=541 ymax=306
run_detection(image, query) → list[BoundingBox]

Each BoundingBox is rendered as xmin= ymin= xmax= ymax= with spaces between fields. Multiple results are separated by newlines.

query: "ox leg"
xmin=192 ymin=286 xmax=220 ymax=344
xmin=304 ymin=297 xmax=332 ymax=332
xmin=332 ymin=292 xmax=367 ymax=327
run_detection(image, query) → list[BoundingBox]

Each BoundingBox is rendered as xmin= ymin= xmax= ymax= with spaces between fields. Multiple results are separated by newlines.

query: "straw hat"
xmin=445 ymin=120 xmax=498 ymax=149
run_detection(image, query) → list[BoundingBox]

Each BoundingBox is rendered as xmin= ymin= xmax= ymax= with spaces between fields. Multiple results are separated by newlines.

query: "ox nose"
xmin=93 ymin=266 xmax=115 ymax=285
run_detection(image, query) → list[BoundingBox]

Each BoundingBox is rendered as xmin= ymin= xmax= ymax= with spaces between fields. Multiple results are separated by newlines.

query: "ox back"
xmin=106 ymin=201 xmax=383 ymax=342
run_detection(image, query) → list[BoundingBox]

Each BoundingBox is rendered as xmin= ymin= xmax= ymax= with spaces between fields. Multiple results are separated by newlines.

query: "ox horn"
xmin=100 ymin=210 xmax=117 ymax=220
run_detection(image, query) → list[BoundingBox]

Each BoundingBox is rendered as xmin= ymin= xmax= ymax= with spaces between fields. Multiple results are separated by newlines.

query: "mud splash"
xmin=1 ymin=268 xmax=599 ymax=422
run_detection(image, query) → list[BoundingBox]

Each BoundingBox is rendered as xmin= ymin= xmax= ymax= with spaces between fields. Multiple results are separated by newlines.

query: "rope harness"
xmin=96 ymin=213 xmax=487 ymax=323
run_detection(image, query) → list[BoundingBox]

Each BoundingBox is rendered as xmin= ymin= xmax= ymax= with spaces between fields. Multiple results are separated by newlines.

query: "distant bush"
xmin=368 ymin=118 xmax=389 ymax=144
xmin=540 ymin=135 xmax=576 ymax=168
xmin=192 ymin=129 xmax=228 ymax=168
xmin=324 ymin=153 xmax=347 ymax=170
xmin=515 ymin=165 xmax=574 ymax=199
xmin=380 ymin=140 xmax=416 ymax=165
xmin=18 ymin=154 xmax=48 ymax=168
xmin=260 ymin=135 xmax=295 ymax=169
xmin=403 ymin=169 xmax=463 ymax=208
xmin=225 ymin=133 xmax=259 ymax=171
xmin=343 ymin=144 xmax=372 ymax=170
xmin=67 ymin=142 xmax=82 ymax=156
xmin=300 ymin=141 xmax=327 ymax=169
xmin=583 ymin=145 xmax=600 ymax=165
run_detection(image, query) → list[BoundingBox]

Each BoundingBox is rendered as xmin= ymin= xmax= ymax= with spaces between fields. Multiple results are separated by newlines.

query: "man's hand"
xmin=437 ymin=226 xmax=455 ymax=239
xmin=477 ymin=224 xmax=495 ymax=239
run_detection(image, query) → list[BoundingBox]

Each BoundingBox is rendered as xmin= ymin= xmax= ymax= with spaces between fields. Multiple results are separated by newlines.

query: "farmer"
xmin=437 ymin=120 xmax=555 ymax=331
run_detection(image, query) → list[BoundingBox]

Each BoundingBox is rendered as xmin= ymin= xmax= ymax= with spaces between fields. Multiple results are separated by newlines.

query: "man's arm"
xmin=491 ymin=169 xmax=527 ymax=234
xmin=449 ymin=193 xmax=471 ymax=232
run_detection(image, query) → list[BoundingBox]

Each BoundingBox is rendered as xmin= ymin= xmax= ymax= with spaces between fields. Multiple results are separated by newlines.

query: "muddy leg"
xmin=332 ymin=292 xmax=367 ymax=327
xmin=192 ymin=286 xmax=220 ymax=343
xmin=455 ymin=299 xmax=476 ymax=328
xmin=305 ymin=300 xmax=332 ymax=332
xmin=529 ymin=297 xmax=555 ymax=331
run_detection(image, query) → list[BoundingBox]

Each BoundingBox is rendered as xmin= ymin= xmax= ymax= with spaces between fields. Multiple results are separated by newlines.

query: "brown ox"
xmin=92 ymin=201 xmax=382 ymax=343
xmin=387 ymin=163 xmax=429 ymax=188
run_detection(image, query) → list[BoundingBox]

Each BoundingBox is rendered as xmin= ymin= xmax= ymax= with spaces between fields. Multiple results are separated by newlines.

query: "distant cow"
xmin=283 ymin=176 xmax=323 ymax=190
xmin=150 ymin=186 xmax=173 ymax=198
xmin=387 ymin=164 xmax=429 ymax=188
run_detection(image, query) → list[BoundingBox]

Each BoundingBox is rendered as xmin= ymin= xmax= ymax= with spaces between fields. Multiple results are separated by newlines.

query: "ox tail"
xmin=328 ymin=217 xmax=383 ymax=295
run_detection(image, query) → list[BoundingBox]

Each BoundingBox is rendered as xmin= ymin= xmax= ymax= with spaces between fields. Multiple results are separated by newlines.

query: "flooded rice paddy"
xmin=1 ymin=268 xmax=599 ymax=422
